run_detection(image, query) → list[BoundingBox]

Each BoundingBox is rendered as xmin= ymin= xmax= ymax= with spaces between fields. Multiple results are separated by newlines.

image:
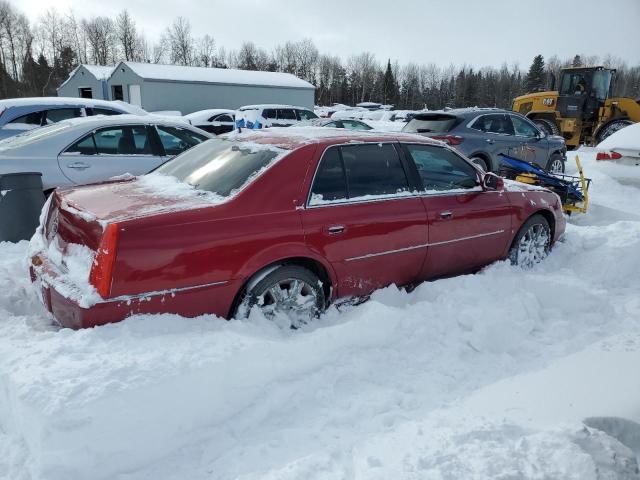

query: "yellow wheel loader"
xmin=512 ymin=66 xmax=640 ymax=149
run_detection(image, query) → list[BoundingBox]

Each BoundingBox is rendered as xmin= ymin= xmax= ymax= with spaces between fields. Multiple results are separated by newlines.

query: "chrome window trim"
xmin=306 ymin=141 xmax=485 ymax=209
xmin=345 ymin=229 xmax=506 ymax=262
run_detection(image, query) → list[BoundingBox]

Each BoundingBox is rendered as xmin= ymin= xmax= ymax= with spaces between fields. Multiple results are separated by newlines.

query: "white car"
xmin=0 ymin=115 xmax=213 ymax=192
xmin=596 ymin=122 xmax=640 ymax=166
xmin=184 ymin=109 xmax=236 ymax=135
xmin=235 ymin=104 xmax=317 ymax=129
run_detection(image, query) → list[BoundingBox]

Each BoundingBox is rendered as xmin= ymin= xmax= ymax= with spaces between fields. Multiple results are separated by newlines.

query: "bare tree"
xmin=166 ymin=17 xmax=193 ymax=66
xmin=196 ymin=34 xmax=215 ymax=67
xmin=82 ymin=16 xmax=114 ymax=65
xmin=116 ymin=10 xmax=139 ymax=61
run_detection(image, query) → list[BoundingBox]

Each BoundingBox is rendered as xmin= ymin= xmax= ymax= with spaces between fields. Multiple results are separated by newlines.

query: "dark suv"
xmin=402 ymin=108 xmax=567 ymax=173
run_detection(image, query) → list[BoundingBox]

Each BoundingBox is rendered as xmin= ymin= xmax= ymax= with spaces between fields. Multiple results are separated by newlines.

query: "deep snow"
xmin=0 ymin=148 xmax=639 ymax=479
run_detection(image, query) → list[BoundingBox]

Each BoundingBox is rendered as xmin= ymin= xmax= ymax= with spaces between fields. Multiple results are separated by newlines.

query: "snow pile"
xmin=597 ymin=122 xmax=640 ymax=150
xmin=0 ymin=150 xmax=639 ymax=479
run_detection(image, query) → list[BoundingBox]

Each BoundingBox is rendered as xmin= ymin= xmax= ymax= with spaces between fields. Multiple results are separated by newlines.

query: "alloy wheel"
xmin=515 ymin=223 xmax=550 ymax=268
xmin=257 ymin=277 xmax=319 ymax=328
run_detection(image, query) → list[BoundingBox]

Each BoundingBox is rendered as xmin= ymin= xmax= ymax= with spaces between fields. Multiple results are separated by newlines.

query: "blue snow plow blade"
xmin=498 ymin=154 xmax=584 ymax=202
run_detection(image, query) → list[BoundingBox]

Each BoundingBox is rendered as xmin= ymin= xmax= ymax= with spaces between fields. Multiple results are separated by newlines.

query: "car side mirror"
xmin=482 ymin=172 xmax=504 ymax=191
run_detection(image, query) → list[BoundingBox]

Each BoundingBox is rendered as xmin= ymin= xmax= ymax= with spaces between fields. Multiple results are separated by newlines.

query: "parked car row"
xmin=0 ymin=115 xmax=211 ymax=192
xmin=29 ymin=128 xmax=566 ymax=329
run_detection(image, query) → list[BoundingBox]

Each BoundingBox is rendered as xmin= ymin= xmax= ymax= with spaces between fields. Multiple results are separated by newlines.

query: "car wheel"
xmin=595 ymin=119 xmax=633 ymax=144
xmin=470 ymin=156 xmax=489 ymax=172
xmin=533 ymin=118 xmax=560 ymax=136
xmin=546 ymin=154 xmax=565 ymax=174
xmin=237 ymin=265 xmax=326 ymax=328
xmin=509 ymin=215 xmax=552 ymax=269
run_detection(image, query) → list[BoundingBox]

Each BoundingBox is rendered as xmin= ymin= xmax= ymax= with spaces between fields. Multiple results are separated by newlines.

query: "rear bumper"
xmin=30 ymin=257 xmax=241 ymax=329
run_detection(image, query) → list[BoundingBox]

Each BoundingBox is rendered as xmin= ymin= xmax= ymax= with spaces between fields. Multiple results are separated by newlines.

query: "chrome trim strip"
xmin=103 ymin=280 xmax=229 ymax=304
xmin=345 ymin=243 xmax=430 ymax=261
xmin=344 ymin=229 xmax=505 ymax=262
xmin=429 ymin=229 xmax=505 ymax=246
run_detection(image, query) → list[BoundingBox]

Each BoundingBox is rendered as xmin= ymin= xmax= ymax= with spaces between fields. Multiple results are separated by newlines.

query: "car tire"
xmin=509 ymin=214 xmax=552 ymax=269
xmin=533 ymin=118 xmax=560 ymax=136
xmin=546 ymin=154 xmax=565 ymax=174
xmin=595 ymin=119 xmax=633 ymax=144
xmin=236 ymin=265 xmax=326 ymax=328
xmin=470 ymin=156 xmax=489 ymax=172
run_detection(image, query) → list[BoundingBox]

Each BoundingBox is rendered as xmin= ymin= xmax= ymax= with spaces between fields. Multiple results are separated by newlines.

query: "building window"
xmin=79 ymin=87 xmax=92 ymax=99
xmin=112 ymin=85 xmax=124 ymax=101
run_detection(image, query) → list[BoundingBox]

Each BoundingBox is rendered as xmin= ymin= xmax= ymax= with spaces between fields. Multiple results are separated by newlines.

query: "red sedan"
xmin=29 ymin=128 xmax=566 ymax=329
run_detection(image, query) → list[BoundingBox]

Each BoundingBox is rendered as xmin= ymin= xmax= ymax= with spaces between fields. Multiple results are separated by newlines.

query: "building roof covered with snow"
xmin=118 ymin=62 xmax=315 ymax=90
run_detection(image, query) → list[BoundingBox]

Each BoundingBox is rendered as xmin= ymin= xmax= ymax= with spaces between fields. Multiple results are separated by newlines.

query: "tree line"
xmin=1 ymin=2 xmax=639 ymax=109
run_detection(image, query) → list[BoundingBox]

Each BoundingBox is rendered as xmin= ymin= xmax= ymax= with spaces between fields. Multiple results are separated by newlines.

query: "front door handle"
xmin=67 ymin=162 xmax=90 ymax=170
xmin=440 ymin=211 xmax=453 ymax=219
xmin=327 ymin=225 xmax=345 ymax=235
xmin=486 ymin=138 xmax=494 ymax=144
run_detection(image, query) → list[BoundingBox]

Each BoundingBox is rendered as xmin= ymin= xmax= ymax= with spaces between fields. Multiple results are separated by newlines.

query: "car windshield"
xmin=403 ymin=115 xmax=457 ymax=133
xmin=154 ymin=138 xmax=288 ymax=197
xmin=0 ymin=122 xmax=71 ymax=151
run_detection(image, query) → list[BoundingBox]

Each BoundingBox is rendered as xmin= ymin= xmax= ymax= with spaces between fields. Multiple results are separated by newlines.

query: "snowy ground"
xmin=1 ymin=148 xmax=640 ymax=479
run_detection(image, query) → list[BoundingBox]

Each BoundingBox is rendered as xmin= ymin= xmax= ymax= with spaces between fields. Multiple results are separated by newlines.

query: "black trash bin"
xmin=0 ymin=172 xmax=46 ymax=243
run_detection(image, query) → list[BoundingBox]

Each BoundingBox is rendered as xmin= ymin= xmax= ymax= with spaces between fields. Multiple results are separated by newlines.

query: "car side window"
xmin=94 ymin=126 xmax=152 ymax=155
xmin=157 ymin=126 xmax=206 ymax=155
xmin=405 ymin=144 xmax=478 ymax=191
xmin=44 ymin=108 xmax=83 ymax=124
xmin=309 ymin=147 xmax=347 ymax=204
xmin=343 ymin=120 xmax=371 ymax=131
xmin=472 ymin=114 xmax=514 ymax=135
xmin=90 ymin=108 xmax=120 ymax=116
xmin=341 ymin=143 xmax=409 ymax=198
xmin=510 ymin=115 xmax=539 ymax=137
xmin=10 ymin=111 xmax=43 ymax=125
xmin=65 ymin=134 xmax=97 ymax=155
xmin=297 ymin=109 xmax=317 ymax=121
xmin=277 ymin=109 xmax=297 ymax=120
xmin=216 ymin=114 xmax=233 ymax=123
xmin=263 ymin=109 xmax=277 ymax=119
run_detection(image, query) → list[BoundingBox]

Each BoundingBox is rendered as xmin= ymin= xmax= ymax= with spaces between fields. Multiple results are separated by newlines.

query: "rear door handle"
xmin=67 ymin=162 xmax=90 ymax=170
xmin=327 ymin=225 xmax=345 ymax=235
xmin=486 ymin=139 xmax=494 ymax=144
xmin=440 ymin=211 xmax=453 ymax=219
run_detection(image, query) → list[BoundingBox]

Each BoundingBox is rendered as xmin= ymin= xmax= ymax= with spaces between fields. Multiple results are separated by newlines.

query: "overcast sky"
xmin=15 ymin=0 xmax=640 ymax=68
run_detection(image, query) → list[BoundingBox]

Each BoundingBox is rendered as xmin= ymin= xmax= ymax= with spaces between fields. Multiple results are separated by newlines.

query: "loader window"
xmin=560 ymin=73 xmax=588 ymax=96
xmin=592 ymin=70 xmax=612 ymax=101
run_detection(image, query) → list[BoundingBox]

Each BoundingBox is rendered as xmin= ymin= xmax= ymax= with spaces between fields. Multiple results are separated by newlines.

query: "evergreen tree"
xmin=572 ymin=55 xmax=583 ymax=67
xmin=381 ymin=59 xmax=398 ymax=105
xmin=526 ymin=55 xmax=546 ymax=92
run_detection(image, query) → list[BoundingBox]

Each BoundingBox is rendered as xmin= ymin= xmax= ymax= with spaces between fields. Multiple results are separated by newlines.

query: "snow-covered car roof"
xmin=184 ymin=109 xmax=235 ymax=123
xmin=0 ymin=97 xmax=141 ymax=111
xmin=237 ymin=104 xmax=314 ymax=111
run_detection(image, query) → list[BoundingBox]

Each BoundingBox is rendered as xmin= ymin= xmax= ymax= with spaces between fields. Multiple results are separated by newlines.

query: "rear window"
xmin=0 ymin=122 xmax=71 ymax=151
xmin=403 ymin=114 xmax=458 ymax=133
xmin=154 ymin=138 xmax=287 ymax=197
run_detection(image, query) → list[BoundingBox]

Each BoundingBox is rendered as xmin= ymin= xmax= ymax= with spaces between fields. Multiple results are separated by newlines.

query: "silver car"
xmin=0 ymin=115 xmax=213 ymax=192
xmin=0 ymin=97 xmax=148 ymax=140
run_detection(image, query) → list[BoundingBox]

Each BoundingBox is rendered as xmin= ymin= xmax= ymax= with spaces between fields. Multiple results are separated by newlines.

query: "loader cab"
xmin=557 ymin=67 xmax=615 ymax=122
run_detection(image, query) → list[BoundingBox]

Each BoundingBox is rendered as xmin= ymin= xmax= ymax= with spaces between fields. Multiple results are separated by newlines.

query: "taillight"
xmin=596 ymin=151 xmax=622 ymax=161
xmin=432 ymin=135 xmax=464 ymax=146
xmin=89 ymin=223 xmax=119 ymax=298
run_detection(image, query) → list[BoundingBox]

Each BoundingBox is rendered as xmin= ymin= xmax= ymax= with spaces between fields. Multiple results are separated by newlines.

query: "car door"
xmin=507 ymin=114 xmax=549 ymax=168
xmin=470 ymin=113 xmax=519 ymax=168
xmin=155 ymin=125 xmax=209 ymax=161
xmin=58 ymin=125 xmax=163 ymax=185
xmin=302 ymin=143 xmax=428 ymax=298
xmin=401 ymin=143 xmax=513 ymax=279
